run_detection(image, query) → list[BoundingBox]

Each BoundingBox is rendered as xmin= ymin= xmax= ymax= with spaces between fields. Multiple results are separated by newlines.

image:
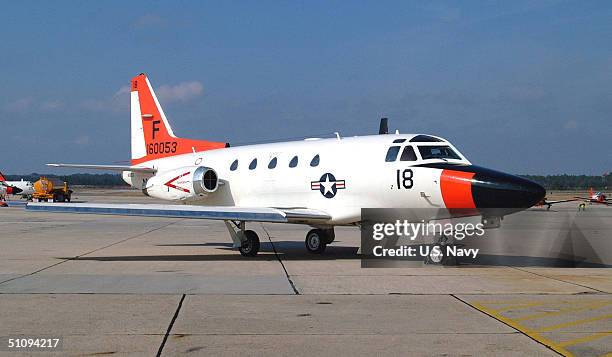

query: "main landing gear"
xmin=224 ymin=221 xmax=335 ymax=257
xmin=224 ymin=221 xmax=260 ymax=257
xmin=305 ymin=228 xmax=335 ymax=254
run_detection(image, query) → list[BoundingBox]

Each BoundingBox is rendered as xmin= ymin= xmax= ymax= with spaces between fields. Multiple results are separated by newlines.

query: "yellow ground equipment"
xmin=32 ymin=177 xmax=73 ymax=202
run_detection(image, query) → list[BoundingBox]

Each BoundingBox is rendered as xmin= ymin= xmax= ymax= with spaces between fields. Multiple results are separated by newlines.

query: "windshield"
xmin=418 ymin=145 xmax=461 ymax=160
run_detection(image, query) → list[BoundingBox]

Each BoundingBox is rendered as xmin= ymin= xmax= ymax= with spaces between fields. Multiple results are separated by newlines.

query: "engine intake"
xmin=143 ymin=166 xmax=220 ymax=201
xmin=193 ymin=166 xmax=218 ymax=194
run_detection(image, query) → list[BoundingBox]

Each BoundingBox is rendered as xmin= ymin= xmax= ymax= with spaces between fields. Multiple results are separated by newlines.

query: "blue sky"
xmin=1 ymin=1 xmax=611 ymax=174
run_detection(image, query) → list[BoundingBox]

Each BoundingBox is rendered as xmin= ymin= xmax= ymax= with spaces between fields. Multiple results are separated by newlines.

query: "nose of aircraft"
xmin=439 ymin=165 xmax=545 ymax=215
xmin=470 ymin=167 xmax=545 ymax=211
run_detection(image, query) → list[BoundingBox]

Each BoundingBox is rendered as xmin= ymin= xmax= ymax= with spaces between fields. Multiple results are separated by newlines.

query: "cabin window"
xmin=400 ymin=146 xmax=417 ymax=161
xmin=249 ymin=158 xmax=258 ymax=170
xmin=385 ymin=146 xmax=400 ymax=162
xmin=289 ymin=156 xmax=298 ymax=168
xmin=268 ymin=157 xmax=277 ymax=169
xmin=230 ymin=159 xmax=238 ymax=171
xmin=310 ymin=154 xmax=320 ymax=167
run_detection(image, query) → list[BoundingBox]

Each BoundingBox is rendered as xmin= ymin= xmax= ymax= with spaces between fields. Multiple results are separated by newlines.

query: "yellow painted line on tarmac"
xmin=557 ymin=332 xmax=612 ymax=348
xmin=493 ymin=302 xmax=550 ymax=312
xmin=515 ymin=301 xmax=612 ymax=322
xmin=470 ymin=302 xmax=574 ymax=356
xmin=536 ymin=314 xmax=612 ymax=333
xmin=473 ymin=300 xmax=543 ymax=305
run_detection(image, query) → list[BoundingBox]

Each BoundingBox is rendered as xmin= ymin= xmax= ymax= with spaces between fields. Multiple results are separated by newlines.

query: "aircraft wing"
xmin=46 ymin=164 xmax=156 ymax=174
xmin=545 ymin=198 xmax=579 ymax=205
xmin=26 ymin=202 xmax=331 ymax=223
xmin=573 ymin=197 xmax=611 ymax=205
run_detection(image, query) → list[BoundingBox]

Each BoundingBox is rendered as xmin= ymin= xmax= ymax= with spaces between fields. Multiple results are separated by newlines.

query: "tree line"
xmin=4 ymin=173 xmax=129 ymax=187
xmin=520 ymin=174 xmax=610 ymax=191
xmin=3 ymin=173 xmax=611 ymax=190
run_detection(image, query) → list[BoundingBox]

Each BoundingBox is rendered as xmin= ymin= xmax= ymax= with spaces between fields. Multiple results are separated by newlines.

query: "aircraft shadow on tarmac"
xmin=56 ymin=240 xmax=611 ymax=266
xmin=59 ymin=241 xmax=360 ymax=261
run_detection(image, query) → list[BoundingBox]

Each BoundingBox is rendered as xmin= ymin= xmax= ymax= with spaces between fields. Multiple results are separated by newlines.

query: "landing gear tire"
xmin=322 ymin=229 xmax=335 ymax=244
xmin=239 ymin=230 xmax=260 ymax=257
xmin=305 ymin=229 xmax=327 ymax=254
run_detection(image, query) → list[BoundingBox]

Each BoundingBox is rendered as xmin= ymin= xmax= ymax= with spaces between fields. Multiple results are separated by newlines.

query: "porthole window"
xmin=289 ymin=156 xmax=298 ymax=168
xmin=230 ymin=159 xmax=238 ymax=171
xmin=385 ymin=146 xmax=400 ymax=162
xmin=249 ymin=158 xmax=257 ymax=170
xmin=310 ymin=154 xmax=320 ymax=167
xmin=268 ymin=157 xmax=277 ymax=169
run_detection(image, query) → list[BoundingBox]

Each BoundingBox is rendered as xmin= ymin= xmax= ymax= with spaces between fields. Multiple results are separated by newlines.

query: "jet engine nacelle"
xmin=143 ymin=166 xmax=219 ymax=201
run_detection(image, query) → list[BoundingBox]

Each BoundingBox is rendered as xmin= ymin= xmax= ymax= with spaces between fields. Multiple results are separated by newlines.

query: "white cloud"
xmin=81 ymin=81 xmax=203 ymax=112
xmin=133 ymin=14 xmax=165 ymax=29
xmin=74 ymin=135 xmax=91 ymax=145
xmin=156 ymin=81 xmax=204 ymax=103
xmin=564 ymin=120 xmax=578 ymax=130
xmin=4 ymin=98 xmax=33 ymax=112
xmin=40 ymin=100 xmax=63 ymax=112
xmin=114 ymin=85 xmax=130 ymax=97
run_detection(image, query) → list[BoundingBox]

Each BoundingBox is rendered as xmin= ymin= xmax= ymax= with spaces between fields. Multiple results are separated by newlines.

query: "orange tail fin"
xmin=130 ymin=73 xmax=228 ymax=165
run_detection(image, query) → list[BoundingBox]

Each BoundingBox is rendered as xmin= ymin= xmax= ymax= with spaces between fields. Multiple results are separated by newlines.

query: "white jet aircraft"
xmin=32 ymin=73 xmax=545 ymax=256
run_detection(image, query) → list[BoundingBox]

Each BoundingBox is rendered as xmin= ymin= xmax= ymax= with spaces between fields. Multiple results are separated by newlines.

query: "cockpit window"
xmin=230 ymin=159 xmax=238 ymax=171
xmin=392 ymin=138 xmax=406 ymax=143
xmin=385 ymin=146 xmax=401 ymax=162
xmin=418 ymin=146 xmax=461 ymax=160
xmin=400 ymin=146 xmax=417 ymax=161
xmin=410 ymin=135 xmax=443 ymax=142
xmin=289 ymin=156 xmax=298 ymax=167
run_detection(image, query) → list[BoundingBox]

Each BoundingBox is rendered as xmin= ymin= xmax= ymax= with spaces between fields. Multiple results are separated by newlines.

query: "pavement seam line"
xmin=157 ymin=293 xmax=186 ymax=357
xmin=0 ymin=220 xmax=181 ymax=286
xmin=510 ymin=266 xmax=607 ymax=294
xmin=260 ymin=223 xmax=300 ymax=295
xmin=451 ymin=294 xmax=570 ymax=357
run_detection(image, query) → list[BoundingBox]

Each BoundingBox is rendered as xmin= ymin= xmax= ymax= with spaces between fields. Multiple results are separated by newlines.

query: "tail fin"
xmin=0 ymin=171 xmax=6 ymax=182
xmin=590 ymin=187 xmax=594 ymax=197
xmin=130 ymin=73 xmax=227 ymax=165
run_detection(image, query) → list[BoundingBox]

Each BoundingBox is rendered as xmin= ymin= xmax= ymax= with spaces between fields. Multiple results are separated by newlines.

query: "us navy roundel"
xmin=311 ymin=173 xmax=346 ymax=198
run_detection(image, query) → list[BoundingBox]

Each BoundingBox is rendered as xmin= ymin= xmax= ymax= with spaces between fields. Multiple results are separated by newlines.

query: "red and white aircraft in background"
xmin=32 ymin=73 xmax=545 ymax=256
xmin=0 ymin=172 xmax=33 ymax=198
xmin=575 ymin=188 xmax=611 ymax=206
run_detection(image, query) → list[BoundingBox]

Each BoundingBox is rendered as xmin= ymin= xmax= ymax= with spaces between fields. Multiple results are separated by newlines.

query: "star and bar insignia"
xmin=311 ymin=173 xmax=345 ymax=198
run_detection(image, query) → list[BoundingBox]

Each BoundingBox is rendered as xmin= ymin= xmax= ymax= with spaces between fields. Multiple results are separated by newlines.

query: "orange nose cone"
xmin=440 ymin=170 xmax=476 ymax=209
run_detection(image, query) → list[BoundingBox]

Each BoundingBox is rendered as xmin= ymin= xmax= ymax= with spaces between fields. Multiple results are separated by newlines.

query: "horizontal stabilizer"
xmin=26 ymin=203 xmax=331 ymax=223
xmin=46 ymin=164 xmax=156 ymax=174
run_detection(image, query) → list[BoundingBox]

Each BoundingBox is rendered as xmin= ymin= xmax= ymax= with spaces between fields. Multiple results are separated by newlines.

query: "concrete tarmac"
xmin=0 ymin=192 xmax=610 ymax=356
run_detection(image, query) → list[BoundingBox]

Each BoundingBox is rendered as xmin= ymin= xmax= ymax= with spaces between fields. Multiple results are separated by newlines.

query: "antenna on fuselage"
xmin=379 ymin=118 xmax=389 ymax=134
